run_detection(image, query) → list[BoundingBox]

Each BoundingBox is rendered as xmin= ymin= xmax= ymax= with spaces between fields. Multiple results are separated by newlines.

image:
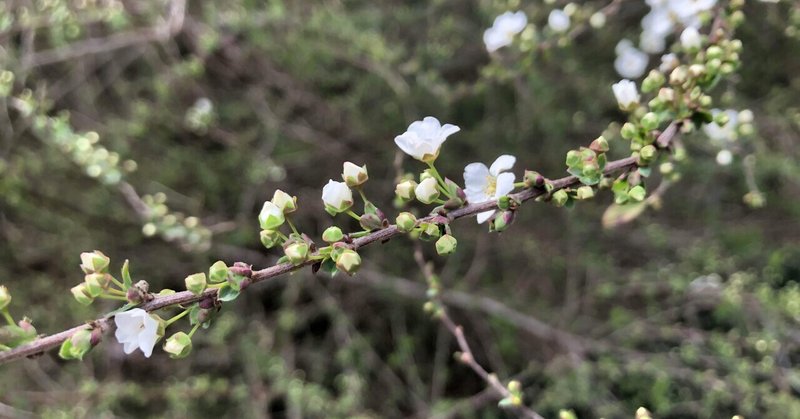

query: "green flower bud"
xmin=719 ymin=62 xmax=736 ymax=75
xmin=640 ymin=145 xmax=657 ymax=161
xmin=342 ymin=162 xmax=369 ymax=187
xmin=84 ymin=273 xmax=109 ymax=297
xmin=359 ymin=213 xmax=383 ymax=231
xmin=164 ymin=331 xmax=193 ymax=359
xmin=552 ymin=189 xmax=569 ymax=207
xmin=185 ymin=273 xmax=207 ymax=295
xmin=565 ymin=150 xmax=581 ymax=167
xmin=640 ymin=112 xmax=659 ymax=131
xmin=260 ymin=229 xmax=282 ymax=249
xmin=396 ymin=212 xmax=417 ymax=233
xmin=208 ymin=261 xmax=229 ymax=283
xmin=699 ymin=95 xmax=713 ymax=107
xmin=706 ymin=45 xmax=723 ymax=60
xmin=657 ymin=87 xmax=675 ymax=104
xmin=497 ymin=195 xmax=511 ymax=210
xmin=669 ymin=66 xmax=688 ymax=86
xmin=738 ymin=123 xmax=754 ymax=137
xmin=576 ymin=186 xmax=595 ymax=200
xmin=620 ymin=122 xmax=638 ymax=140
xmin=435 ymin=235 xmax=458 ymax=256
xmin=59 ymin=329 xmax=93 ymax=360
xmin=629 ymin=185 xmax=646 ymax=202
xmin=641 ymin=70 xmax=665 ymax=93
xmin=284 ymin=241 xmax=309 ymax=265
xmin=395 ymin=180 xmax=417 ymax=201
xmin=271 ymin=189 xmax=297 ymax=214
xmin=688 ymin=64 xmax=705 ymax=79
xmin=0 ymin=286 xmax=11 ymax=311
xmin=508 ymin=380 xmax=522 ymax=393
xmin=258 ymin=201 xmax=285 ymax=230
xmin=589 ymin=136 xmax=609 ymax=153
xmin=322 ymin=226 xmax=344 ymax=243
xmin=71 ymin=284 xmax=94 ymax=305
xmin=336 ymin=249 xmax=362 ymax=275
xmin=714 ymin=112 xmax=730 ymax=127
xmin=80 ymin=251 xmax=110 ymax=274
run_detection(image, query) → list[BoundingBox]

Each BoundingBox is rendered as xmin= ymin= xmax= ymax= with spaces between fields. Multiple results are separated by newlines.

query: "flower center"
xmin=484 ymin=175 xmax=497 ymax=197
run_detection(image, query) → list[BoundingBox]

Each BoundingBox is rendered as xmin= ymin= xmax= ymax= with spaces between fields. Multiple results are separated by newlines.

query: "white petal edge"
xmin=494 ymin=172 xmax=516 ymax=198
xmin=476 ymin=210 xmax=495 ymax=224
xmin=488 ymin=155 xmax=516 ymax=176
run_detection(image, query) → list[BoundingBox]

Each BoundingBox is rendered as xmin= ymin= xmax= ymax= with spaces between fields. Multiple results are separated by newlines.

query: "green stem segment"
xmin=427 ymin=163 xmax=454 ymax=199
xmin=286 ymin=218 xmax=301 ymax=236
xmin=165 ymin=309 xmax=190 ymax=327
xmin=108 ymin=275 xmax=126 ymax=290
xmin=187 ymin=322 xmax=202 ymax=338
xmin=346 ymin=210 xmax=362 ymax=222
xmin=1 ymin=309 xmax=14 ymax=326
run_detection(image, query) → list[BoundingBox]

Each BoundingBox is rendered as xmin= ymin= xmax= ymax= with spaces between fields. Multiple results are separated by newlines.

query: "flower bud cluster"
xmin=140 ymin=193 xmax=212 ymax=252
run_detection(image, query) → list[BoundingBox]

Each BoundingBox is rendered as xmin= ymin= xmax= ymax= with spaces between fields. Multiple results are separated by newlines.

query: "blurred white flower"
xmin=548 ymin=9 xmax=570 ymax=33
xmin=115 ymin=308 xmax=159 ymax=358
xmin=612 ymin=80 xmax=640 ymax=110
xmin=640 ymin=30 xmax=666 ymax=53
xmin=703 ymin=109 xmax=739 ymax=143
xmin=680 ymin=26 xmax=702 ymax=49
xmin=659 ymin=53 xmax=680 ymax=73
xmin=464 ymin=155 xmax=516 ymax=224
xmin=322 ymin=180 xmax=353 ymax=214
xmin=615 ymin=40 xmax=649 ymax=79
xmin=483 ymin=11 xmax=528 ymax=52
xmin=716 ymin=149 xmax=733 ymax=166
xmin=394 ymin=117 xmax=460 ymax=163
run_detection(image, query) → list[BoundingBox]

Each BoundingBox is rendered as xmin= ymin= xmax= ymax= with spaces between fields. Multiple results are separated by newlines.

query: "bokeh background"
xmin=1 ymin=0 xmax=799 ymax=418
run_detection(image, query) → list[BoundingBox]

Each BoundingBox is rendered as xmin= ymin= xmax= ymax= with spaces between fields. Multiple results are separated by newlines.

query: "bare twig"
xmin=0 ymin=123 xmax=680 ymax=365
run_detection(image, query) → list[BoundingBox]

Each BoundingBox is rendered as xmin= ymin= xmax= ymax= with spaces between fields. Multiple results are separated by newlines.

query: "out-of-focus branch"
xmin=20 ymin=0 xmax=186 ymax=70
xmin=0 ymin=122 xmax=680 ymax=365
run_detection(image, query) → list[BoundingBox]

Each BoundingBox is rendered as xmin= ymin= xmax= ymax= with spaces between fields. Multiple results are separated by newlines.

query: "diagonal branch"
xmin=0 ymin=122 xmax=680 ymax=365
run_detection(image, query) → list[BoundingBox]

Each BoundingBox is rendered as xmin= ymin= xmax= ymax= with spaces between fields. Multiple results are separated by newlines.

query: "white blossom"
xmin=394 ymin=116 xmax=460 ymax=163
xmin=548 ymin=9 xmax=570 ymax=33
xmin=258 ymin=201 xmax=285 ymax=230
xmin=612 ymin=80 xmax=640 ymax=110
xmin=615 ymin=40 xmax=649 ymax=79
xmin=483 ymin=11 xmax=528 ymax=52
xmin=114 ymin=308 xmax=160 ymax=358
xmin=463 ymin=155 xmax=516 ymax=224
xmin=640 ymin=29 xmax=666 ymax=54
xmin=703 ymin=109 xmax=739 ymax=143
xmin=680 ymin=26 xmax=702 ymax=50
xmin=659 ymin=53 xmax=679 ymax=73
xmin=716 ymin=149 xmax=733 ymax=166
xmin=321 ymin=180 xmax=353 ymax=214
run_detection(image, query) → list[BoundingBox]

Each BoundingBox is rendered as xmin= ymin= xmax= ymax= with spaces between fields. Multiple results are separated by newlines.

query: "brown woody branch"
xmin=0 ymin=122 xmax=679 ymax=365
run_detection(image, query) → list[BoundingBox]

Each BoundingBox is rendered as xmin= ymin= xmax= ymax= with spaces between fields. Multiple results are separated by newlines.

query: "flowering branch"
xmin=0 ymin=123 xmax=679 ymax=366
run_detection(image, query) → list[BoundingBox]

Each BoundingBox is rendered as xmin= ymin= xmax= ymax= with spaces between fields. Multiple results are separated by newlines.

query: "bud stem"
xmin=106 ymin=287 xmax=127 ymax=296
xmin=426 ymin=163 xmax=454 ymax=199
xmin=187 ymin=321 xmax=202 ymax=338
xmin=165 ymin=308 xmax=191 ymax=327
xmin=285 ymin=218 xmax=301 ymax=236
xmin=97 ymin=294 xmax=128 ymax=301
xmin=357 ymin=188 xmax=372 ymax=207
xmin=108 ymin=275 xmax=126 ymax=291
xmin=1 ymin=309 xmax=14 ymax=326
xmin=513 ymin=182 xmax=526 ymax=188
xmin=346 ymin=210 xmax=362 ymax=222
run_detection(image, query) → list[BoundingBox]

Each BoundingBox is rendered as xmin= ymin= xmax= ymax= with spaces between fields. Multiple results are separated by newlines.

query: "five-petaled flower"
xmin=114 ymin=308 xmax=160 ymax=358
xmin=463 ymin=155 xmax=517 ymax=224
xmin=483 ymin=11 xmax=528 ymax=53
xmin=615 ymin=40 xmax=649 ymax=79
xmin=394 ymin=117 xmax=460 ymax=163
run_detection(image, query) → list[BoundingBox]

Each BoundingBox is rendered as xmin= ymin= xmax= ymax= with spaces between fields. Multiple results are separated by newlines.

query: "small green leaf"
xmin=219 ymin=284 xmax=240 ymax=302
xmin=121 ymin=259 xmax=132 ymax=289
xmin=320 ymin=258 xmax=339 ymax=278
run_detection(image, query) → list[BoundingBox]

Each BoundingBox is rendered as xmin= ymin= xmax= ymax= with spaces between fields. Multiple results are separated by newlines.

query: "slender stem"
xmin=187 ymin=322 xmax=202 ymax=338
xmin=357 ymin=188 xmax=371 ymax=206
xmin=277 ymin=231 xmax=289 ymax=241
xmin=433 ymin=198 xmax=447 ymax=205
xmin=105 ymin=288 xmax=127 ymax=296
xmin=97 ymin=295 xmax=128 ymax=301
xmin=426 ymin=163 xmax=454 ymax=199
xmin=165 ymin=309 xmax=190 ymax=327
xmin=347 ymin=231 xmax=370 ymax=239
xmin=345 ymin=210 xmax=362 ymax=222
xmin=1 ymin=309 xmax=14 ymax=327
xmin=513 ymin=181 xmax=526 ymax=188
xmin=285 ymin=218 xmax=300 ymax=236
xmin=107 ymin=275 xmax=126 ymax=290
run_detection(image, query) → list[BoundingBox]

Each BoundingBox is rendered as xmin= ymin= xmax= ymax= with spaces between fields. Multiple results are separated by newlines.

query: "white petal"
xmin=439 ymin=123 xmax=461 ymax=139
xmin=483 ymin=28 xmax=508 ymax=52
xmin=488 ymin=155 xmax=516 ymax=176
xmin=123 ymin=340 xmax=138 ymax=354
xmin=494 ymin=172 xmax=516 ymax=198
xmin=394 ymin=133 xmax=423 ymax=160
xmin=476 ymin=210 xmax=495 ymax=224
xmin=463 ymin=163 xmax=490 ymax=192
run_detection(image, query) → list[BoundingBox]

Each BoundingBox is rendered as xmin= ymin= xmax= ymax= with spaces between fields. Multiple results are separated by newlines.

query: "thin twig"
xmin=0 ymin=123 xmax=680 ymax=365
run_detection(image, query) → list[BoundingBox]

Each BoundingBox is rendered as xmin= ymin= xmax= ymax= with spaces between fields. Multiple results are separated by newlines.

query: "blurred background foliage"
xmin=0 ymin=0 xmax=799 ymax=417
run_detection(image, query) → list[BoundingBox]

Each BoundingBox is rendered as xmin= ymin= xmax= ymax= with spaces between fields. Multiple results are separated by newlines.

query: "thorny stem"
xmin=0 ymin=122 xmax=680 ymax=367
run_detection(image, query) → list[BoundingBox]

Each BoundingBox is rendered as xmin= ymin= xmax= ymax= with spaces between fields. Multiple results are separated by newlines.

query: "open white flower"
xmin=548 ymin=9 xmax=570 ymax=33
xmin=615 ymin=40 xmax=649 ymax=79
xmin=321 ymin=180 xmax=353 ymax=215
xmin=394 ymin=117 xmax=460 ymax=163
xmin=114 ymin=308 xmax=160 ymax=358
xmin=483 ymin=11 xmax=528 ymax=52
xmin=463 ymin=155 xmax=516 ymax=224
xmin=612 ymin=80 xmax=640 ymax=110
